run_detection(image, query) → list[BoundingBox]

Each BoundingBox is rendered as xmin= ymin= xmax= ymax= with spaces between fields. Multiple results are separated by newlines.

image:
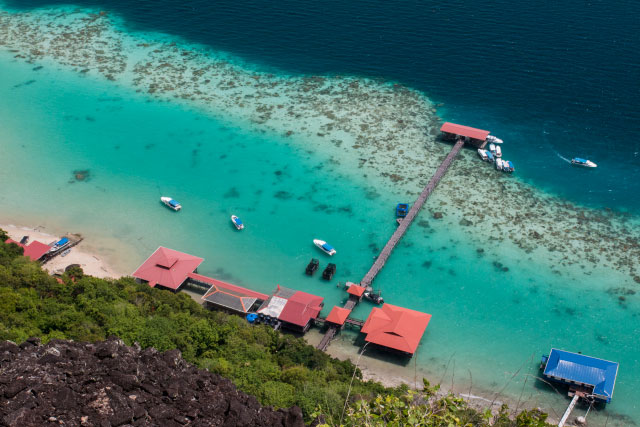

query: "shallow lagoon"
xmin=1 ymin=7 xmax=639 ymax=425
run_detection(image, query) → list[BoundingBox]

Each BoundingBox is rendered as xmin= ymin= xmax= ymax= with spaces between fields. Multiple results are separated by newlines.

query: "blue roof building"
xmin=542 ymin=348 xmax=619 ymax=403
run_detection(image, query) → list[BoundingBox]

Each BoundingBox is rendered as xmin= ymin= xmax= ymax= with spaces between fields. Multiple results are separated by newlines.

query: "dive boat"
xmin=486 ymin=151 xmax=494 ymax=163
xmin=161 ymin=197 xmax=181 ymax=211
xmin=231 ymin=215 xmax=244 ymax=230
xmin=503 ymin=160 xmax=515 ymax=173
xmin=486 ymin=135 xmax=503 ymax=144
xmin=495 ymin=145 xmax=502 ymax=158
xmin=477 ymin=149 xmax=488 ymax=161
xmin=489 ymin=143 xmax=497 ymax=156
xmin=495 ymin=158 xmax=504 ymax=171
xmin=396 ymin=203 xmax=409 ymax=218
xmin=364 ymin=291 xmax=384 ymax=305
xmin=313 ymin=239 xmax=336 ymax=256
xmin=571 ymin=158 xmax=597 ymax=168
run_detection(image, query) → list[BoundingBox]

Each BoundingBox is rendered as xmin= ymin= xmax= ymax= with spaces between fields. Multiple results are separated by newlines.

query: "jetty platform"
xmin=316 ymin=138 xmax=465 ymax=351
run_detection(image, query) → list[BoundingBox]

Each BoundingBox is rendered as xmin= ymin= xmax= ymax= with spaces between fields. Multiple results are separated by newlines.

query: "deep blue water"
xmin=7 ymin=0 xmax=640 ymax=212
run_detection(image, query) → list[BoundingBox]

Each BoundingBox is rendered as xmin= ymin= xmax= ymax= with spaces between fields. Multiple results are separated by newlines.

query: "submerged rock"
xmin=0 ymin=337 xmax=303 ymax=426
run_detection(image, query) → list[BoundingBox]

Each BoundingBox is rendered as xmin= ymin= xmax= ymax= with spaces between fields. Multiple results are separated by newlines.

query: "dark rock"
xmin=0 ymin=339 xmax=303 ymax=426
xmin=432 ymin=212 xmax=443 ymax=219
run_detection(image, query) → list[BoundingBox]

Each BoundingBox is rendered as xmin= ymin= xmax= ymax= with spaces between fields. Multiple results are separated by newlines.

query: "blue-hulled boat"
xmin=396 ymin=203 xmax=409 ymax=218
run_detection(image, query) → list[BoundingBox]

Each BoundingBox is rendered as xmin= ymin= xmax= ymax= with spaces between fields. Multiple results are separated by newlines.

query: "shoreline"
xmin=1 ymin=223 xmax=124 ymax=279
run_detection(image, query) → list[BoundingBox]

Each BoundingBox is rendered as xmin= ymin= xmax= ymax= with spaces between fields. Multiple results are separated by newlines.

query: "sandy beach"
xmin=2 ymin=223 xmax=123 ymax=279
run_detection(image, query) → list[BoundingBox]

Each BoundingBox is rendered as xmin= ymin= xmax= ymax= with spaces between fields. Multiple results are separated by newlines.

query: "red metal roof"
xmin=347 ymin=284 xmax=366 ymax=297
xmin=278 ymin=290 xmax=324 ymax=327
xmin=193 ymin=273 xmax=269 ymax=300
xmin=132 ymin=247 xmax=203 ymax=290
xmin=440 ymin=122 xmax=490 ymax=141
xmin=361 ymin=304 xmax=431 ymax=354
xmin=325 ymin=306 xmax=351 ymax=326
xmin=5 ymin=239 xmax=50 ymax=261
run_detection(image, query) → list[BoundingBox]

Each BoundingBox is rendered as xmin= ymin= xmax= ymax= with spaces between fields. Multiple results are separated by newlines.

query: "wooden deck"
xmin=361 ymin=139 xmax=464 ymax=287
xmin=316 ymin=139 xmax=464 ymax=352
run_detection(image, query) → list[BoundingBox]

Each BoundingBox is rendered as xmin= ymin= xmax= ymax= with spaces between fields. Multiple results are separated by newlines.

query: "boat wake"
xmin=555 ymin=151 xmax=572 ymax=164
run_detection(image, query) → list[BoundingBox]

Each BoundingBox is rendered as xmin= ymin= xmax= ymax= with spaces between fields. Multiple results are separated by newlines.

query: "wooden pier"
xmin=361 ymin=139 xmax=464 ymax=287
xmin=316 ymin=139 xmax=464 ymax=351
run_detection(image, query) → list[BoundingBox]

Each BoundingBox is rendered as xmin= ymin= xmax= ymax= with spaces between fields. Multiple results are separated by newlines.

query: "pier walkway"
xmin=361 ymin=139 xmax=464 ymax=287
xmin=316 ymin=139 xmax=464 ymax=351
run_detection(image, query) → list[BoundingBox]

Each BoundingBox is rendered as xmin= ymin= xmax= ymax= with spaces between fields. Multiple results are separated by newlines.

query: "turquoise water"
xmin=1 ymin=9 xmax=639 ymax=426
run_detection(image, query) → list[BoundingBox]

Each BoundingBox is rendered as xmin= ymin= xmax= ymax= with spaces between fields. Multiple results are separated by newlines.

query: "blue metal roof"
xmin=543 ymin=348 xmax=618 ymax=402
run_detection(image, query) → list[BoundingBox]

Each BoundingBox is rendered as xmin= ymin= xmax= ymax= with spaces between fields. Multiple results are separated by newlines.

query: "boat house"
xmin=440 ymin=122 xmax=490 ymax=148
xmin=360 ymin=304 xmax=431 ymax=356
xmin=5 ymin=238 xmax=51 ymax=262
xmin=541 ymin=348 xmax=619 ymax=403
xmin=257 ymin=286 xmax=324 ymax=333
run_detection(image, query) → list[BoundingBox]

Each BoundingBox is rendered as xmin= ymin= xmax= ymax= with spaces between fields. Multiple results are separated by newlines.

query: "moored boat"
xmin=477 ymin=149 xmax=488 ymax=161
xmin=396 ymin=203 xmax=409 ymax=218
xmin=49 ymin=237 xmax=70 ymax=253
xmin=305 ymin=258 xmax=319 ymax=275
xmin=486 ymin=135 xmax=503 ymax=144
xmin=489 ymin=143 xmax=496 ymax=156
xmin=322 ymin=263 xmax=336 ymax=280
xmin=495 ymin=158 xmax=504 ymax=171
xmin=161 ymin=196 xmax=181 ymax=211
xmin=486 ymin=151 xmax=494 ymax=163
xmin=503 ymin=160 xmax=515 ymax=173
xmin=495 ymin=145 xmax=502 ymax=158
xmin=313 ymin=239 xmax=336 ymax=256
xmin=231 ymin=215 xmax=244 ymax=230
xmin=571 ymin=158 xmax=597 ymax=168
xmin=364 ymin=291 xmax=384 ymax=305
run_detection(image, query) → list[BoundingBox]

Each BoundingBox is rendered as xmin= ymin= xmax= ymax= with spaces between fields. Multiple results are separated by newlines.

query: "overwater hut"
xmin=440 ymin=122 xmax=490 ymax=148
xmin=360 ymin=304 xmax=431 ymax=356
xmin=5 ymin=238 xmax=51 ymax=261
xmin=257 ymin=286 xmax=324 ymax=333
xmin=541 ymin=348 xmax=619 ymax=403
xmin=324 ymin=306 xmax=352 ymax=329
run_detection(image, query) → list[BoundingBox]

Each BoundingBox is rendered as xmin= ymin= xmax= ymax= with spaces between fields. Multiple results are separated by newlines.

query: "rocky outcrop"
xmin=0 ymin=337 xmax=304 ymax=427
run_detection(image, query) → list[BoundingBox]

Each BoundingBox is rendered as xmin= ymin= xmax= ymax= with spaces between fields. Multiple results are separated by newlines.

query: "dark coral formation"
xmin=0 ymin=337 xmax=303 ymax=427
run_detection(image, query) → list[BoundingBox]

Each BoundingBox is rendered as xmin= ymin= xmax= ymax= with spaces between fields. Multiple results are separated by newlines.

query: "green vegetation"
xmin=0 ymin=233 xmax=551 ymax=425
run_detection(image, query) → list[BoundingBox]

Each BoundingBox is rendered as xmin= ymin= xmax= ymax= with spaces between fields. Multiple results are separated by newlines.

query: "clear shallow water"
xmin=1 ymin=2 xmax=639 ymax=425
xmin=4 ymin=0 xmax=640 ymax=213
xmin=1 ymin=47 xmax=639 ymax=425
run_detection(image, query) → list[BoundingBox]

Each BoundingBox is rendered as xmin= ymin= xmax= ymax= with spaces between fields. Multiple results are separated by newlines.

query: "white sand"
xmin=2 ymin=223 xmax=123 ymax=278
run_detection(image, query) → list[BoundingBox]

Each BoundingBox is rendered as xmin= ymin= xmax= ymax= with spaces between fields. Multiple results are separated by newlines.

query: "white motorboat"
xmin=571 ymin=158 xmax=597 ymax=168
xmin=487 ymin=135 xmax=503 ymax=144
xmin=161 ymin=196 xmax=182 ymax=211
xmin=495 ymin=145 xmax=502 ymax=158
xmin=313 ymin=239 xmax=336 ymax=256
xmin=503 ymin=160 xmax=515 ymax=173
xmin=495 ymin=158 xmax=504 ymax=171
xmin=477 ymin=149 xmax=488 ymax=161
xmin=489 ymin=143 xmax=497 ymax=155
xmin=231 ymin=215 xmax=244 ymax=230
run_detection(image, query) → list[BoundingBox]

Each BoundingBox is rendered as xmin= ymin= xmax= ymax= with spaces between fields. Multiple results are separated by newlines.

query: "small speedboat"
xmin=487 ymin=135 xmax=503 ymax=144
xmin=364 ymin=291 xmax=384 ymax=305
xmin=161 ymin=197 xmax=181 ymax=211
xmin=396 ymin=203 xmax=409 ymax=218
xmin=231 ymin=215 xmax=244 ymax=230
xmin=314 ymin=239 xmax=336 ymax=256
xmin=495 ymin=145 xmax=502 ymax=158
xmin=486 ymin=151 xmax=494 ymax=163
xmin=489 ymin=143 xmax=497 ymax=155
xmin=477 ymin=149 xmax=488 ymax=161
xmin=49 ymin=237 xmax=69 ymax=253
xmin=495 ymin=158 xmax=504 ymax=171
xmin=571 ymin=158 xmax=597 ymax=168
xmin=503 ymin=160 xmax=515 ymax=173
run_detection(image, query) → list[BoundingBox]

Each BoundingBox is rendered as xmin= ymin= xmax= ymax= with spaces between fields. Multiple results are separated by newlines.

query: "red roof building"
xmin=325 ymin=306 xmax=351 ymax=326
xmin=5 ymin=239 xmax=51 ymax=261
xmin=361 ymin=304 xmax=431 ymax=355
xmin=440 ymin=122 xmax=490 ymax=147
xmin=258 ymin=286 xmax=324 ymax=332
xmin=132 ymin=247 xmax=203 ymax=291
xmin=347 ymin=284 xmax=366 ymax=298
